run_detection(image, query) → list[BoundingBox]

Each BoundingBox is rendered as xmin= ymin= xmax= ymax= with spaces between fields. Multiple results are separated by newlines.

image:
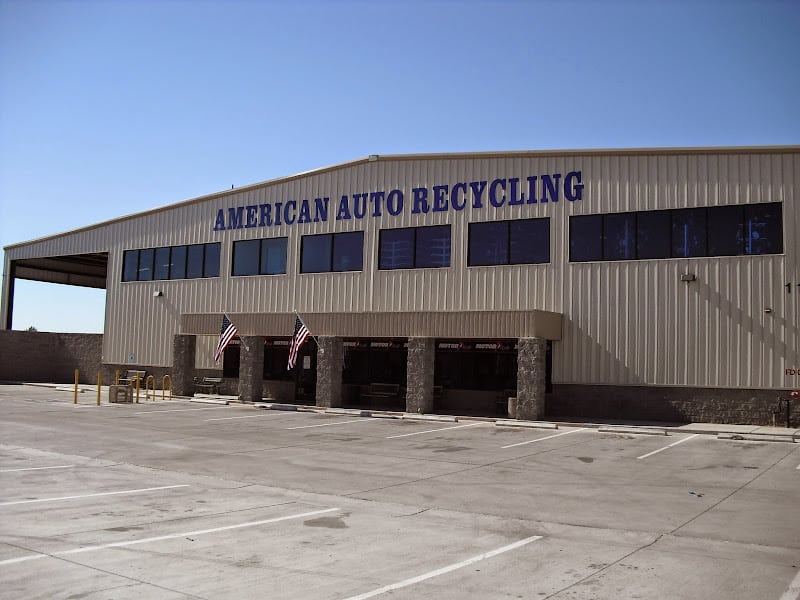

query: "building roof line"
xmin=5 ymin=144 xmax=799 ymax=251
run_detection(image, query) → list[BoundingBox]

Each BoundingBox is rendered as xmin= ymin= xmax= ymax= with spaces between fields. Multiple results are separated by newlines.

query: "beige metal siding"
xmin=4 ymin=148 xmax=798 ymax=389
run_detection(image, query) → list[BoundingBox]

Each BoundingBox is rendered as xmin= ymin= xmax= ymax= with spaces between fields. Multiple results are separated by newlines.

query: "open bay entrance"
xmin=342 ymin=339 xmax=407 ymax=411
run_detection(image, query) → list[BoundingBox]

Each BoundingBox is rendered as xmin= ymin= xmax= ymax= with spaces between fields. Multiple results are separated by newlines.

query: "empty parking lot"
xmin=1 ymin=384 xmax=798 ymax=599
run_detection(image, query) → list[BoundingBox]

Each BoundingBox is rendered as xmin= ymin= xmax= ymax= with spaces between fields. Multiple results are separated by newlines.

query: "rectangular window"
xmin=301 ymin=232 xmax=364 ymax=273
xmin=468 ymin=222 xmax=509 ymax=266
xmin=636 ymin=211 xmax=671 ymax=259
xmin=379 ymin=228 xmax=414 ymax=270
xmin=569 ymin=215 xmax=603 ymax=262
xmin=153 ymin=247 xmax=171 ymax=280
xmin=232 ymin=239 xmax=260 ymax=276
xmin=671 ymin=208 xmax=706 ymax=258
xmin=186 ymin=244 xmax=205 ymax=279
xmin=170 ymin=246 xmax=187 ymax=280
xmin=745 ymin=203 xmax=783 ymax=255
xmin=707 ymin=205 xmax=744 ymax=256
xmin=570 ymin=202 xmax=783 ymax=263
xmin=204 ymin=242 xmax=221 ymax=277
xmin=137 ymin=248 xmax=154 ymax=281
xmin=603 ymin=213 xmax=637 ymax=261
xmin=122 ymin=250 xmax=139 ymax=282
xmin=509 ymin=219 xmax=550 ymax=264
xmin=379 ymin=225 xmax=451 ymax=270
xmin=261 ymin=238 xmax=287 ymax=275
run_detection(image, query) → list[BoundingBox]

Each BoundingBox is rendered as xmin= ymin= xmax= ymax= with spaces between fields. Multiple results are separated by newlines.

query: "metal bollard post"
xmin=135 ymin=375 xmax=141 ymax=403
xmin=74 ymin=369 xmax=79 ymax=404
xmin=115 ymin=369 xmax=120 ymax=385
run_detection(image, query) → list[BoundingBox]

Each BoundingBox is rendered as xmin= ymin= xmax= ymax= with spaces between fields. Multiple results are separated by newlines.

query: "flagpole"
xmin=294 ymin=309 xmax=320 ymax=348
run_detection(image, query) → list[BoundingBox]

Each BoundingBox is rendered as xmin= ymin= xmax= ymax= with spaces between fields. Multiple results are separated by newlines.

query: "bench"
xmin=119 ymin=370 xmax=147 ymax=387
xmin=359 ymin=383 xmax=404 ymax=407
xmin=194 ymin=377 xmax=223 ymax=395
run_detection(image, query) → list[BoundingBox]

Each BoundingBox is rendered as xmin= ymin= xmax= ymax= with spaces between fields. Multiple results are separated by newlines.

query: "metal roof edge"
xmin=5 ymin=145 xmax=799 ymax=251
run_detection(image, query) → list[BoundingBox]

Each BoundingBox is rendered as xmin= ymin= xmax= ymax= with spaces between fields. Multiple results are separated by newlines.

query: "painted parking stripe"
xmin=0 ymin=465 xmax=75 ymax=473
xmin=205 ymin=413 xmax=285 ymax=422
xmin=0 ymin=507 xmax=338 ymax=566
xmin=0 ymin=484 xmax=189 ymax=507
xmin=286 ymin=419 xmax=377 ymax=430
xmin=780 ymin=567 xmax=800 ymax=600
xmin=134 ymin=407 xmax=230 ymax=415
xmin=341 ymin=534 xmax=543 ymax=600
xmin=386 ymin=422 xmax=485 ymax=439
xmin=636 ymin=434 xmax=700 ymax=460
xmin=501 ymin=428 xmax=587 ymax=449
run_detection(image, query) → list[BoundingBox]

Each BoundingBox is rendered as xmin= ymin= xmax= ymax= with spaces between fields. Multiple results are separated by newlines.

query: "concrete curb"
xmin=717 ymin=432 xmax=798 ymax=443
xmin=327 ymin=408 xmax=373 ymax=417
xmin=402 ymin=413 xmax=458 ymax=422
xmin=189 ymin=398 xmax=229 ymax=405
xmin=254 ymin=403 xmax=298 ymax=411
xmin=495 ymin=420 xmax=558 ymax=430
xmin=598 ymin=426 xmax=668 ymax=436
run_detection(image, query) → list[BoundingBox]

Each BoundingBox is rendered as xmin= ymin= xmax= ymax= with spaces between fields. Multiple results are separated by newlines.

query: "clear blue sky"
xmin=1 ymin=0 xmax=798 ymax=332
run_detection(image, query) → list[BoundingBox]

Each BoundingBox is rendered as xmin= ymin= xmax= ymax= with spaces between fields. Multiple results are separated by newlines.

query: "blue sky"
xmin=1 ymin=0 xmax=798 ymax=332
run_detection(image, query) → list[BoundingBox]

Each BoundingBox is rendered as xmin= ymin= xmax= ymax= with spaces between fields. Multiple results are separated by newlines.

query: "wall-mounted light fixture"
xmin=153 ymin=290 xmax=163 ymax=297
xmin=680 ymin=274 xmax=697 ymax=282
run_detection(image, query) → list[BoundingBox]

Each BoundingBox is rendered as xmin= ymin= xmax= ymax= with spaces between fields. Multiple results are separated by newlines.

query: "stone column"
xmin=406 ymin=337 xmax=435 ymax=414
xmin=516 ymin=337 xmax=547 ymax=420
xmin=238 ymin=336 xmax=264 ymax=403
xmin=172 ymin=334 xmax=196 ymax=397
xmin=316 ymin=336 xmax=343 ymax=408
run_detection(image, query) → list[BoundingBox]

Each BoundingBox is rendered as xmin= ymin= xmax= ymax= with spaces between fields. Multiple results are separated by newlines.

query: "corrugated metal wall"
xmin=4 ymin=148 xmax=798 ymax=389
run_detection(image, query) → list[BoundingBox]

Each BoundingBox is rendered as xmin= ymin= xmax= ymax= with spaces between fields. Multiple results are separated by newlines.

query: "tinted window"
xmin=122 ymin=250 xmax=139 ymax=282
xmin=569 ymin=215 xmax=602 ymax=262
xmin=204 ymin=243 xmax=221 ymax=277
xmin=604 ymin=213 xmax=637 ymax=260
xmin=380 ymin=228 xmax=414 ymax=270
xmin=187 ymin=245 xmax=205 ymax=278
xmin=415 ymin=225 xmax=451 ymax=268
xmin=469 ymin=222 xmax=508 ymax=266
xmin=745 ymin=203 xmax=783 ymax=255
xmin=232 ymin=239 xmax=260 ymax=276
xmin=261 ymin=238 xmax=287 ymax=275
xmin=137 ymin=248 xmax=154 ymax=280
xmin=707 ymin=205 xmax=744 ymax=256
xmin=671 ymin=208 xmax=706 ymax=258
xmin=170 ymin=246 xmax=187 ymax=280
xmin=510 ymin=219 xmax=550 ymax=264
xmin=301 ymin=234 xmax=332 ymax=273
xmin=333 ymin=231 xmax=364 ymax=272
xmin=637 ymin=211 xmax=671 ymax=259
xmin=154 ymin=247 xmax=171 ymax=280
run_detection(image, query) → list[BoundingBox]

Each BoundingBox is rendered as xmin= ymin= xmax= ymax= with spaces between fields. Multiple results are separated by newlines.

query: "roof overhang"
xmin=10 ymin=253 xmax=108 ymax=289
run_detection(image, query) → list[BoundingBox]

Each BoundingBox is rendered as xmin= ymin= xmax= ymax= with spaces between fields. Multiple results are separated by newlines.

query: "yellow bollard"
xmin=115 ymin=369 xmax=120 ymax=385
xmin=135 ymin=374 xmax=141 ymax=403
xmin=162 ymin=375 xmax=173 ymax=401
xmin=74 ymin=369 xmax=79 ymax=404
xmin=97 ymin=372 xmax=102 ymax=406
xmin=145 ymin=375 xmax=155 ymax=401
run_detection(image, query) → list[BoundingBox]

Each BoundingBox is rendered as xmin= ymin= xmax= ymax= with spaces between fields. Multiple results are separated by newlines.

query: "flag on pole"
xmin=214 ymin=314 xmax=238 ymax=363
xmin=287 ymin=315 xmax=310 ymax=370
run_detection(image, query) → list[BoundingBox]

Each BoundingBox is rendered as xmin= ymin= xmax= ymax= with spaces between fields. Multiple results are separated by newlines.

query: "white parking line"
xmin=341 ymin=534 xmax=543 ymax=600
xmin=134 ymin=407 xmax=229 ymax=415
xmin=780 ymin=567 xmax=800 ymax=600
xmin=286 ymin=419 xmax=377 ymax=430
xmin=0 ymin=465 xmax=75 ymax=473
xmin=0 ymin=484 xmax=189 ymax=507
xmin=501 ymin=428 xmax=587 ymax=449
xmin=386 ymin=422 xmax=485 ymax=439
xmin=0 ymin=507 xmax=339 ymax=566
xmin=205 ymin=413 xmax=284 ymax=422
xmin=636 ymin=434 xmax=700 ymax=460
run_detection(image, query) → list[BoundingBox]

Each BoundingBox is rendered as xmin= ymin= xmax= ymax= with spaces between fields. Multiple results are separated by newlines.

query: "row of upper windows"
xmin=120 ymin=203 xmax=784 ymax=281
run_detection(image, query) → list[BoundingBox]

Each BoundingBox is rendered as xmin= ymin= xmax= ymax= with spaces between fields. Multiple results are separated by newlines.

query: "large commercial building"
xmin=2 ymin=146 xmax=798 ymax=424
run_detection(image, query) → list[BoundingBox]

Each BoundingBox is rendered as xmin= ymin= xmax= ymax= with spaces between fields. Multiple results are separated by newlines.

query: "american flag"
xmin=214 ymin=314 xmax=237 ymax=363
xmin=287 ymin=316 xmax=310 ymax=370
